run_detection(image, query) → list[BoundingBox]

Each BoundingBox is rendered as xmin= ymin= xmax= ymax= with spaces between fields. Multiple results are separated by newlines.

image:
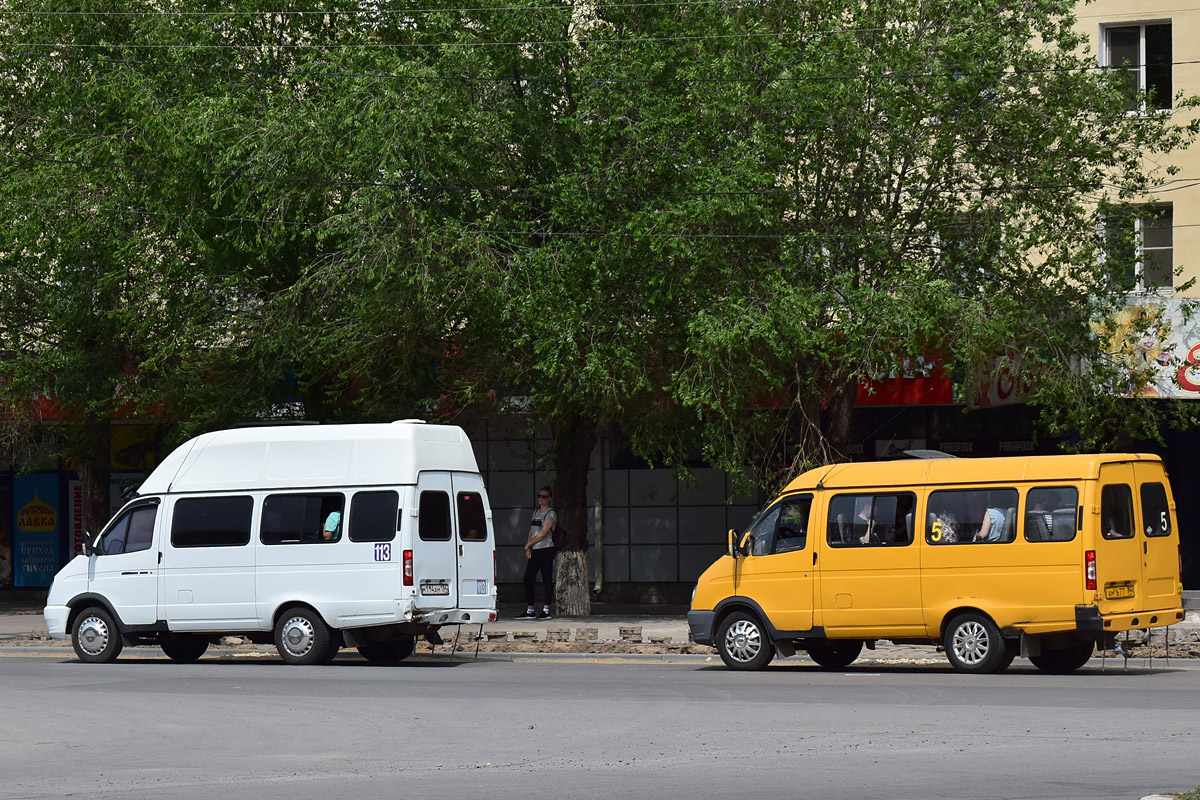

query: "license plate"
xmin=420 ymin=583 xmax=450 ymax=596
xmin=1104 ymin=581 xmax=1135 ymax=600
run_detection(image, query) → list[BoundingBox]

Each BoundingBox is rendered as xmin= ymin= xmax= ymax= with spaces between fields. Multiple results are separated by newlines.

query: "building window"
xmin=1105 ymin=205 xmax=1173 ymax=293
xmin=1104 ymin=23 xmax=1172 ymax=112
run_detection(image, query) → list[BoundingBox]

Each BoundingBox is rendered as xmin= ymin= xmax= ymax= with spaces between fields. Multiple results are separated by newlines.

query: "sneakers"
xmin=537 ymin=609 xmax=552 ymax=620
xmin=515 ymin=609 xmax=537 ymax=619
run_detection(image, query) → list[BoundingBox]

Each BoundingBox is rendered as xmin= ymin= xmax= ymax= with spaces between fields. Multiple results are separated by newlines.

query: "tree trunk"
xmin=551 ymin=412 xmax=598 ymax=616
xmin=74 ymin=421 xmax=112 ymax=544
xmin=822 ymin=373 xmax=858 ymax=457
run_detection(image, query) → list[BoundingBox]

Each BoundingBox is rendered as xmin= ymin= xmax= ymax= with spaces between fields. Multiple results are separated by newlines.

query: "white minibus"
xmin=44 ymin=421 xmax=497 ymax=664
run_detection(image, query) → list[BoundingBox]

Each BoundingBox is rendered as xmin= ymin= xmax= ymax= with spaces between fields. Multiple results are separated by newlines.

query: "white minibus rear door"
xmin=413 ymin=472 xmax=458 ymax=611
xmin=452 ymin=475 xmax=495 ymax=612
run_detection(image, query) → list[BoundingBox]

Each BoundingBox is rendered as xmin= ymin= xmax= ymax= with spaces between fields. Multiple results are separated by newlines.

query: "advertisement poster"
xmin=68 ymin=475 xmax=146 ymax=555
xmin=0 ymin=481 xmax=12 ymax=589
xmin=13 ymin=473 xmax=60 ymax=587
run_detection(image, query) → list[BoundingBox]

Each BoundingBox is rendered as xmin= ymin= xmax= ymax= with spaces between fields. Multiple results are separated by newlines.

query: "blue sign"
xmin=13 ymin=474 xmax=60 ymax=587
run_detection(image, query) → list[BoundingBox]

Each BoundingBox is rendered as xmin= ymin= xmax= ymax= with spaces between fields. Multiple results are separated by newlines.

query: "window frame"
xmin=1102 ymin=204 xmax=1174 ymax=295
xmin=1022 ymin=486 xmax=1080 ymax=543
xmin=1139 ymin=482 xmax=1172 ymax=538
xmin=1100 ymin=484 xmax=1136 ymax=540
xmin=418 ymin=490 xmax=452 ymax=542
xmin=925 ymin=487 xmax=1020 ymax=545
xmin=170 ymin=495 xmax=254 ymax=549
xmin=1102 ymin=22 xmax=1173 ymax=114
xmin=743 ymin=494 xmax=812 ymax=556
xmin=259 ymin=492 xmax=347 ymax=546
xmin=348 ymin=490 xmax=401 ymax=544
xmin=456 ymin=491 xmax=488 ymax=542
xmin=827 ymin=492 xmax=917 ymax=548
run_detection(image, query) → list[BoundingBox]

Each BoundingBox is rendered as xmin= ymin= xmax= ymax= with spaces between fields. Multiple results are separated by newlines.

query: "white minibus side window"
xmin=98 ymin=504 xmax=158 ymax=555
xmin=1024 ymin=487 xmax=1078 ymax=542
xmin=926 ymin=488 xmax=1019 ymax=544
xmin=349 ymin=491 xmax=400 ymax=543
xmin=171 ymin=496 xmax=253 ymax=548
xmin=261 ymin=493 xmax=346 ymax=544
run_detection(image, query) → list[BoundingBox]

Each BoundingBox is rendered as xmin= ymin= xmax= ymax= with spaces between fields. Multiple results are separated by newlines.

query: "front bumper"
xmin=687 ymin=610 xmax=716 ymax=645
xmin=44 ymin=605 xmax=70 ymax=640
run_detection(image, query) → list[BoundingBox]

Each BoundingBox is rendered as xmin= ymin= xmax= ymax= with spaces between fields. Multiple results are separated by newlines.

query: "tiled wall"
xmin=465 ymin=419 xmax=764 ymax=587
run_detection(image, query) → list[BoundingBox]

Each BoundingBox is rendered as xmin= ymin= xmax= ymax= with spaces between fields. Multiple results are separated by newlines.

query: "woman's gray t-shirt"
xmin=530 ymin=507 xmax=557 ymax=550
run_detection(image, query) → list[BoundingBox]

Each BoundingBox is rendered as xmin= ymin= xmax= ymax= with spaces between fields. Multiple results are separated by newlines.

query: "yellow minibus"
xmin=687 ymin=453 xmax=1185 ymax=673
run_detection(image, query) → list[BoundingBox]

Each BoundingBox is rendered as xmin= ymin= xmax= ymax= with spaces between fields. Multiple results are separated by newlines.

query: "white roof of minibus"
xmin=138 ymin=422 xmax=479 ymax=495
xmin=784 ymin=453 xmax=1163 ymax=492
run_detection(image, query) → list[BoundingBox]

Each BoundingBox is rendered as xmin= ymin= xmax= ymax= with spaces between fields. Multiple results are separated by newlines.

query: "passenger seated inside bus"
xmin=928 ymin=488 xmax=1017 ymax=544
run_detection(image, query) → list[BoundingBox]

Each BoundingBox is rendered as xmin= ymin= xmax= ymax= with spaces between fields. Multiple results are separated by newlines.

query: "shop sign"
xmin=13 ymin=474 xmax=59 ymax=587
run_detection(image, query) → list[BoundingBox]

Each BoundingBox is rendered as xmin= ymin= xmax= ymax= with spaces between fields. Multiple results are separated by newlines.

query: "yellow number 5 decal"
xmin=931 ymin=520 xmax=943 ymax=542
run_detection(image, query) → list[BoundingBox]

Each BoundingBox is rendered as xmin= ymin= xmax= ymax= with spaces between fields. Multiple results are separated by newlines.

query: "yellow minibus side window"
xmin=745 ymin=495 xmax=812 ymax=556
xmin=1024 ymin=486 xmax=1078 ymax=542
xmin=926 ymin=488 xmax=1019 ymax=544
xmin=1100 ymin=484 xmax=1135 ymax=540
xmin=827 ymin=493 xmax=915 ymax=547
xmin=1139 ymin=483 xmax=1171 ymax=537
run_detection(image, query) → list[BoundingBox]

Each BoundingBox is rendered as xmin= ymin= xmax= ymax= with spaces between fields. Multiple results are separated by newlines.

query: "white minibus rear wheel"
xmin=358 ymin=637 xmax=416 ymax=664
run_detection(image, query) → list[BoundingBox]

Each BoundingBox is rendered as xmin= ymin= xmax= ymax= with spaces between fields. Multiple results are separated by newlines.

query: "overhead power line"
xmin=5 ymin=46 xmax=1198 ymax=89
xmin=10 ymin=195 xmax=1195 ymax=242
xmin=19 ymin=155 xmax=1199 ymax=199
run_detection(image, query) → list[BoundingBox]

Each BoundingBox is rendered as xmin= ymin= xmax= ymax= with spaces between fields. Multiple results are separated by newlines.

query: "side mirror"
xmin=727 ymin=529 xmax=738 ymax=559
xmin=82 ymin=531 xmax=95 ymax=556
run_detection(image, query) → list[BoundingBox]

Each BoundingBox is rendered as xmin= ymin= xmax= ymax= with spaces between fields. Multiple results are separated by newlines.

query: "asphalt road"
xmin=2 ymin=652 xmax=1198 ymax=800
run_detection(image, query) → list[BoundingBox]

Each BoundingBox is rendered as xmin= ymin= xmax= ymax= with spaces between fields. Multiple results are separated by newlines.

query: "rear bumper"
xmin=414 ymin=608 xmax=496 ymax=626
xmin=1090 ymin=606 xmax=1185 ymax=633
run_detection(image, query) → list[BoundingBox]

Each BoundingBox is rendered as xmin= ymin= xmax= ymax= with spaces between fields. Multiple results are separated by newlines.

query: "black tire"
xmin=715 ymin=611 xmax=775 ymax=671
xmin=358 ymin=637 xmax=416 ymax=664
xmin=943 ymin=612 xmax=1007 ymax=674
xmin=274 ymin=606 xmax=333 ymax=665
xmin=71 ymin=606 xmax=123 ymax=664
xmin=805 ymin=640 xmax=864 ymax=670
xmin=1029 ymin=641 xmax=1094 ymax=673
xmin=161 ymin=636 xmax=209 ymax=663
xmin=993 ymin=639 xmax=1018 ymax=674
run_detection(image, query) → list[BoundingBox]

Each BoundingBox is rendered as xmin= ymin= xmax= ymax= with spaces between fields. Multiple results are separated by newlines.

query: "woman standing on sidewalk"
xmin=518 ymin=486 xmax=556 ymax=620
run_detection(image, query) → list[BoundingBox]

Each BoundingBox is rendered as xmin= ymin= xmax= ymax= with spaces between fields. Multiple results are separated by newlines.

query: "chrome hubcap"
xmin=723 ymin=619 xmax=762 ymax=663
xmin=78 ymin=616 xmax=110 ymax=656
xmin=281 ymin=616 xmax=315 ymax=657
xmin=952 ymin=621 xmax=990 ymax=665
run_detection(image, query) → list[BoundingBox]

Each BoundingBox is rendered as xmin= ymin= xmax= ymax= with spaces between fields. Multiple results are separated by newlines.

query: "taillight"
xmin=403 ymin=549 xmax=414 ymax=586
xmin=1180 ymin=545 xmax=1185 ymax=584
xmin=1085 ymin=550 xmax=1096 ymax=591
xmin=493 ymin=551 xmax=497 ymax=593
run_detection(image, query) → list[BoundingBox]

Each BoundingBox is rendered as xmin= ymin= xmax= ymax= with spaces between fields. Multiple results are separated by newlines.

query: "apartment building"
xmin=1080 ymin=0 xmax=1200 ymax=396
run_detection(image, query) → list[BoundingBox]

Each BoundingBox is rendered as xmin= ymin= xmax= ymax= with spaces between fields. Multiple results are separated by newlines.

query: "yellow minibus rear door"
xmin=1094 ymin=464 xmax=1141 ymax=615
xmin=1133 ymin=463 xmax=1181 ymax=612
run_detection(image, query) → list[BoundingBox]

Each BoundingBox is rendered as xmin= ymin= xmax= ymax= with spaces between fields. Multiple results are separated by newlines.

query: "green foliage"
xmin=1 ymin=0 xmax=1196 ymax=498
